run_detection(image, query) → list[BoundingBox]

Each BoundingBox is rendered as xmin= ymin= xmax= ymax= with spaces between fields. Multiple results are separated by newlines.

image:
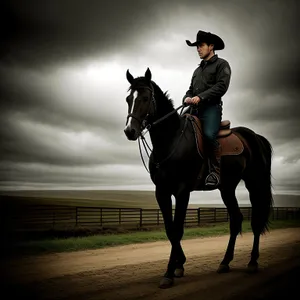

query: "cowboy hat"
xmin=186 ymin=30 xmax=225 ymax=50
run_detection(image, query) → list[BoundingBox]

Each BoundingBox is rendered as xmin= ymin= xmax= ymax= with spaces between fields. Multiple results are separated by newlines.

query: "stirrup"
xmin=205 ymin=172 xmax=220 ymax=186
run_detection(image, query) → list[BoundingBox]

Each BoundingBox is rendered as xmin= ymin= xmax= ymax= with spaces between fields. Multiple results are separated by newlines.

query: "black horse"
xmin=124 ymin=68 xmax=273 ymax=288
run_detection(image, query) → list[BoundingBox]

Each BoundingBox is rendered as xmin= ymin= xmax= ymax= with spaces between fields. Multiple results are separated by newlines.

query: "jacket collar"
xmin=199 ymin=54 xmax=218 ymax=67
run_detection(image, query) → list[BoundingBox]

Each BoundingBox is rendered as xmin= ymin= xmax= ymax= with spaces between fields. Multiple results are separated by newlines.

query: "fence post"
xmin=214 ymin=208 xmax=217 ymax=222
xmin=119 ymin=208 xmax=121 ymax=225
xmin=157 ymin=209 xmax=159 ymax=225
xmin=197 ymin=208 xmax=200 ymax=225
xmin=140 ymin=208 xmax=143 ymax=228
xmin=100 ymin=208 xmax=102 ymax=226
xmin=76 ymin=207 xmax=78 ymax=226
xmin=52 ymin=211 xmax=55 ymax=229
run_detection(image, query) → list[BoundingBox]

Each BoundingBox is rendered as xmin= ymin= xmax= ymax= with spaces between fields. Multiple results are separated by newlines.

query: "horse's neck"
xmin=148 ymin=84 xmax=181 ymax=151
xmin=149 ymin=105 xmax=181 ymax=154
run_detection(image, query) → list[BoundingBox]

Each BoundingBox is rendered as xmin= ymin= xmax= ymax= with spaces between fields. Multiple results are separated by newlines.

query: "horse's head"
xmin=124 ymin=68 xmax=155 ymax=140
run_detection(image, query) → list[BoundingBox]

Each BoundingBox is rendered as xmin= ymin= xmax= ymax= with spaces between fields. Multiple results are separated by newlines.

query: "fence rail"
xmin=2 ymin=205 xmax=300 ymax=231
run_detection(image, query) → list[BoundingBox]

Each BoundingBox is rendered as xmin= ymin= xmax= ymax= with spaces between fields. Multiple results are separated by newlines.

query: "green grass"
xmin=8 ymin=220 xmax=300 ymax=256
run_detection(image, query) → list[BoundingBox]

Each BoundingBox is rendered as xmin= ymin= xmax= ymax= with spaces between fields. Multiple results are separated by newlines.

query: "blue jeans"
xmin=192 ymin=104 xmax=222 ymax=149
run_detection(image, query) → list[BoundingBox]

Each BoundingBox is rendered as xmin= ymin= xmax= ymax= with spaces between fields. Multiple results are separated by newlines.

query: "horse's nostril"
xmin=130 ymin=128 xmax=136 ymax=135
xmin=124 ymin=127 xmax=136 ymax=139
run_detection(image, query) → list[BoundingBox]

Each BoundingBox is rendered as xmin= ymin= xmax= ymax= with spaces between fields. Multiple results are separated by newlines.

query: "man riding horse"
xmin=183 ymin=30 xmax=231 ymax=188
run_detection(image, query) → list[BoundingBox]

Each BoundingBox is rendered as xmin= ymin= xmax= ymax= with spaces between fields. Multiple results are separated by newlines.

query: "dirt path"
xmin=4 ymin=227 xmax=300 ymax=300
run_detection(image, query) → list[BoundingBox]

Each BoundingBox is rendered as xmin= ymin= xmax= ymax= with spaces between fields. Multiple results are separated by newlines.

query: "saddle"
xmin=184 ymin=114 xmax=244 ymax=158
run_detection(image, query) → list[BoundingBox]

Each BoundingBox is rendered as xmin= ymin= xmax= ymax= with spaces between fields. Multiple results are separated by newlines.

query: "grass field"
xmin=4 ymin=219 xmax=300 ymax=256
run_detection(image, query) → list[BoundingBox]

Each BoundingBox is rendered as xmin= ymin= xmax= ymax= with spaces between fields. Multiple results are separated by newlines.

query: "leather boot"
xmin=205 ymin=143 xmax=221 ymax=187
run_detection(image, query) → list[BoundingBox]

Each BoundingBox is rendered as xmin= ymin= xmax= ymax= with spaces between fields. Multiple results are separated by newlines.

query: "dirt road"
xmin=3 ymin=227 xmax=300 ymax=300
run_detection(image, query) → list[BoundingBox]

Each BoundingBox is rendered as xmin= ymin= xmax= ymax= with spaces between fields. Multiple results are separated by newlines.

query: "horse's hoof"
xmin=159 ymin=277 xmax=174 ymax=289
xmin=217 ymin=264 xmax=230 ymax=273
xmin=174 ymin=268 xmax=184 ymax=278
xmin=247 ymin=263 xmax=258 ymax=274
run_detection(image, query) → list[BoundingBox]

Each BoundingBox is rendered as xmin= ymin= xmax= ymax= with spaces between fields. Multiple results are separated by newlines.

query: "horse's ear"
xmin=126 ymin=69 xmax=134 ymax=84
xmin=145 ymin=67 xmax=152 ymax=82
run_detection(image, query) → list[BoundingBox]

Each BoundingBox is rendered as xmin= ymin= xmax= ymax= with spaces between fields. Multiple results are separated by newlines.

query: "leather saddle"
xmin=184 ymin=114 xmax=244 ymax=158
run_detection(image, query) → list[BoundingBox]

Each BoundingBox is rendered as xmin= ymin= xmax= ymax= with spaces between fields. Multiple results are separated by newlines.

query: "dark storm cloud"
xmin=0 ymin=65 xmax=135 ymax=167
xmin=2 ymin=0 xmax=167 ymax=67
xmin=0 ymin=72 xmax=122 ymax=134
xmin=2 ymin=0 xmax=299 ymax=68
xmin=0 ymin=61 xmax=128 ymax=130
xmin=0 ymin=68 xmax=138 ymax=169
xmin=0 ymin=112 xmax=140 ymax=167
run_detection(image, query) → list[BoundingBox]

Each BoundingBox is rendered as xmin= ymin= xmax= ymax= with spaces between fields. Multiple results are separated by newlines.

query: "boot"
xmin=205 ymin=143 xmax=221 ymax=187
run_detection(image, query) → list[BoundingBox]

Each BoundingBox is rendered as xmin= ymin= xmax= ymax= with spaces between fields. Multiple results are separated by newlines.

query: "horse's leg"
xmin=158 ymin=187 xmax=190 ymax=288
xmin=248 ymin=206 xmax=260 ymax=274
xmin=172 ymin=189 xmax=190 ymax=278
xmin=218 ymin=181 xmax=243 ymax=273
xmin=155 ymin=187 xmax=175 ymax=288
xmin=245 ymin=178 xmax=273 ymax=273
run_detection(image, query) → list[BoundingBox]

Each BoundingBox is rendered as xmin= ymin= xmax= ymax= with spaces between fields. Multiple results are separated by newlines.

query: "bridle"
xmin=126 ymin=82 xmax=188 ymax=173
xmin=126 ymin=83 xmax=157 ymax=132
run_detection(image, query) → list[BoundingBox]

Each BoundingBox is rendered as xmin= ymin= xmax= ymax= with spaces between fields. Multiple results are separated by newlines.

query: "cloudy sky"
xmin=1 ymin=0 xmax=300 ymax=196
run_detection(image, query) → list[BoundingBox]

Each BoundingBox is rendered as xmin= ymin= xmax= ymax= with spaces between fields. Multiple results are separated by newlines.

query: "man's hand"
xmin=184 ymin=96 xmax=200 ymax=105
xmin=191 ymin=96 xmax=201 ymax=104
xmin=184 ymin=97 xmax=193 ymax=105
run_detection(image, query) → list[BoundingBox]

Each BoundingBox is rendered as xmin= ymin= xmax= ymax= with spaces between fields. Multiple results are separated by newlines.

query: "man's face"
xmin=196 ymin=42 xmax=213 ymax=59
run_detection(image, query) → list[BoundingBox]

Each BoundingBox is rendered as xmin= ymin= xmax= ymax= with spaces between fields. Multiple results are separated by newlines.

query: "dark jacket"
xmin=182 ymin=54 xmax=231 ymax=105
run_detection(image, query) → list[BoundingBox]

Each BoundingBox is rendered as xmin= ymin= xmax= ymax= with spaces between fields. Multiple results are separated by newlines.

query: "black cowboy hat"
xmin=186 ymin=30 xmax=225 ymax=50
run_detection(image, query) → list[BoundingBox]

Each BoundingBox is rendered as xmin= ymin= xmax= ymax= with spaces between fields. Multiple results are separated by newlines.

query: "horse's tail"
xmin=255 ymin=133 xmax=274 ymax=233
xmin=234 ymin=127 xmax=274 ymax=234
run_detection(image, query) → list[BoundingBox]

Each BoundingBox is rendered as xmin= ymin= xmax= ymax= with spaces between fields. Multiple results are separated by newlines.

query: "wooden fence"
xmin=2 ymin=205 xmax=300 ymax=231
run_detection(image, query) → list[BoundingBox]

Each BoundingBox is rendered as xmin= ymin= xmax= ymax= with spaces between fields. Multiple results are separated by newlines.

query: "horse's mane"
xmin=128 ymin=77 xmax=175 ymax=112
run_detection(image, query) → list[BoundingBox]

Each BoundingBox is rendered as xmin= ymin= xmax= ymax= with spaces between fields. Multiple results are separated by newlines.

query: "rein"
xmin=138 ymin=103 xmax=189 ymax=173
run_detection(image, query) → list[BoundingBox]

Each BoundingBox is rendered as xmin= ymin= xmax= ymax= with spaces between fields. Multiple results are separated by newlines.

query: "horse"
xmin=124 ymin=68 xmax=273 ymax=289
